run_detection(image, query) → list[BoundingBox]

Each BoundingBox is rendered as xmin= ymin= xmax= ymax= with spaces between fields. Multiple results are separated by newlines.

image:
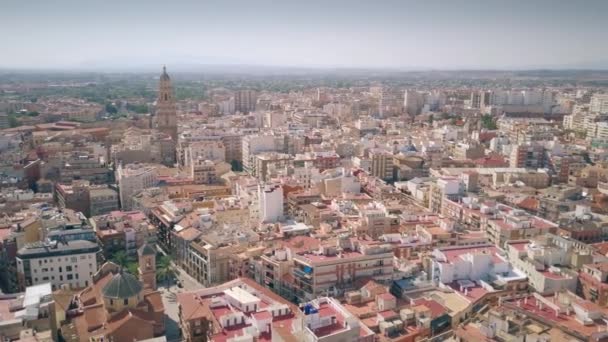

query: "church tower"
xmin=155 ymin=65 xmax=178 ymax=142
xmin=138 ymin=244 xmax=157 ymax=290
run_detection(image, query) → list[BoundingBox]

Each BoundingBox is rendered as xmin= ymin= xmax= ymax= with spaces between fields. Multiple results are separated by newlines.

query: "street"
xmin=156 ymin=247 xmax=205 ymax=342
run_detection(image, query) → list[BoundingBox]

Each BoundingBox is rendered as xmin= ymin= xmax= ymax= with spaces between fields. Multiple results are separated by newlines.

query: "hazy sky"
xmin=2 ymin=0 xmax=608 ymax=70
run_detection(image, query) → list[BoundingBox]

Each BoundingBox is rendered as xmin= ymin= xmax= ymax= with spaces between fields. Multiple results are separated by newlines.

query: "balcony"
xmin=294 ymin=268 xmax=313 ymax=281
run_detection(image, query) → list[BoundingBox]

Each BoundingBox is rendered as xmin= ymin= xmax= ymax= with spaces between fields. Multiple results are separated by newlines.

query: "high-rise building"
xmin=259 ymin=183 xmax=283 ymax=223
xmin=155 ymin=66 xmax=178 ymax=141
xmin=591 ymin=94 xmax=608 ymax=114
xmin=470 ymin=90 xmax=492 ymax=109
xmin=0 ymin=112 xmax=9 ymax=129
xmin=509 ymin=143 xmax=546 ymax=169
xmin=403 ymin=90 xmax=423 ymax=116
xmin=370 ymin=149 xmax=394 ymax=181
xmin=470 ymin=91 xmax=482 ymax=108
xmin=234 ymin=89 xmax=258 ymax=114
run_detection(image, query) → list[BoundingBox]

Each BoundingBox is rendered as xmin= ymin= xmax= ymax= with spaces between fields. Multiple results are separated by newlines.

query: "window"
xmin=60 ymin=275 xmax=63 ymax=281
xmin=66 ymin=266 xmax=72 ymax=272
xmin=71 ymin=257 xmax=77 ymax=263
xmin=59 ymin=267 xmax=62 ymax=273
xmin=124 ymin=298 xmax=129 ymax=305
xmin=67 ymin=274 xmax=73 ymax=280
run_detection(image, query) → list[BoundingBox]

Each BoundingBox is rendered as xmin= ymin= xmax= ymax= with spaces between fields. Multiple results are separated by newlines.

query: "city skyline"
xmin=2 ymin=0 xmax=608 ymax=71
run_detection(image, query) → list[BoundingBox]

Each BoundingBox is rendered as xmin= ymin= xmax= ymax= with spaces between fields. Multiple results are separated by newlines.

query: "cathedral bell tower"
xmin=155 ymin=65 xmax=178 ymax=142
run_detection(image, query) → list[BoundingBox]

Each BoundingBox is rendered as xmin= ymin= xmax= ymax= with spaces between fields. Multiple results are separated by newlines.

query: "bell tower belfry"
xmin=138 ymin=244 xmax=157 ymax=290
xmin=155 ymin=65 xmax=178 ymax=142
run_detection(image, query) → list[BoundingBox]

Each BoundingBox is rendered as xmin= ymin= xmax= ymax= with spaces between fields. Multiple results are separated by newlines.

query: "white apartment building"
xmin=590 ymin=94 xmax=608 ymax=114
xmin=242 ymin=134 xmax=283 ymax=173
xmin=116 ymin=164 xmax=158 ymax=210
xmin=506 ymin=239 xmax=579 ymax=295
xmin=259 ymin=183 xmax=283 ymax=223
xmin=185 ymin=140 xmax=226 ymax=165
xmin=316 ymin=167 xmax=360 ymax=197
xmin=430 ymin=244 xmax=524 ymax=285
xmin=16 ymin=240 xmax=100 ymax=291
xmin=293 ymin=297 xmax=375 ymax=342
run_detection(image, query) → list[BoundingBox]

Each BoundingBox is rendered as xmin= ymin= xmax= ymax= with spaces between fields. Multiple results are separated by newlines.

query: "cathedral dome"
xmin=102 ymin=271 xmax=143 ymax=299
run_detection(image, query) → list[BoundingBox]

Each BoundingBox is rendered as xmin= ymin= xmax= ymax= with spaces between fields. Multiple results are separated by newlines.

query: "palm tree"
xmin=111 ymin=250 xmax=128 ymax=269
xmin=156 ymin=255 xmax=174 ymax=288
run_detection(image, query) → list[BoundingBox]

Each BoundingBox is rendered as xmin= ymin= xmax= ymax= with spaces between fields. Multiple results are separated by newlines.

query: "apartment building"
xmin=116 ymin=163 xmax=158 ymax=210
xmin=176 ymin=277 xmax=300 ymax=342
xmin=183 ymin=224 xmax=259 ymax=287
xmin=16 ymin=239 xmax=100 ymax=290
xmin=55 ymin=180 xmax=118 ymax=217
xmin=370 ymin=149 xmax=394 ymax=181
xmin=242 ymin=134 xmax=282 ymax=173
xmin=442 ymin=197 xmax=558 ymax=248
xmin=292 ymin=236 xmax=393 ymax=302
xmin=509 ymin=143 xmax=546 ymax=169
xmin=234 ymin=89 xmax=258 ymax=113
xmin=58 ymin=151 xmax=113 ymax=184
xmin=293 ymin=297 xmax=375 ymax=342
xmin=429 ymin=244 xmax=527 ymax=300
xmin=429 ymin=177 xmax=463 ymax=214
xmin=590 ymin=93 xmax=608 ymax=114
xmin=506 ymin=238 xmax=582 ymax=295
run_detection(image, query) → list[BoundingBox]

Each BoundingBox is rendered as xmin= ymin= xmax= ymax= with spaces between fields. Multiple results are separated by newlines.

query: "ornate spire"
xmin=160 ymin=65 xmax=170 ymax=81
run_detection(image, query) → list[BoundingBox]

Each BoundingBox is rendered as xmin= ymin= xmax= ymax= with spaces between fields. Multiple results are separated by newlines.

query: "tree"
xmin=8 ymin=115 xmax=19 ymax=128
xmin=105 ymin=103 xmax=118 ymax=114
xmin=110 ymin=250 xmax=128 ymax=269
xmin=481 ymin=114 xmax=497 ymax=130
xmin=156 ymin=255 xmax=174 ymax=287
xmin=126 ymin=103 xmax=148 ymax=114
xmin=230 ymin=160 xmax=243 ymax=172
xmin=109 ymin=250 xmax=139 ymax=275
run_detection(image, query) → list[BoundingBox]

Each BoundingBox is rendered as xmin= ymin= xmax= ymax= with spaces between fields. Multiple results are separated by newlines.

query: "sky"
xmin=1 ymin=0 xmax=608 ymax=71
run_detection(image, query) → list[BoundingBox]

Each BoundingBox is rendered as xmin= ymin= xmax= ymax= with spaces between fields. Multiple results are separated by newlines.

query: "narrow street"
xmin=156 ymin=246 xmax=205 ymax=341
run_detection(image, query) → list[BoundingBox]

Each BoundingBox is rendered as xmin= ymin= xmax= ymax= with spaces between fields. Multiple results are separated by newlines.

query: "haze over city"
xmin=2 ymin=0 xmax=608 ymax=71
xmin=3 ymin=2 xmax=608 ymax=342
